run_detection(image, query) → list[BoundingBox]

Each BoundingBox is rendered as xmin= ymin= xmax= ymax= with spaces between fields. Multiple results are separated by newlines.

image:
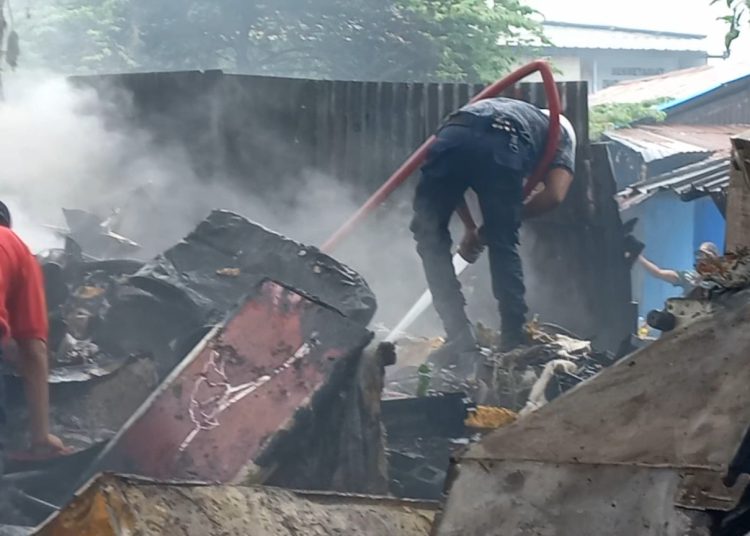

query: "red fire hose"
xmin=321 ymin=60 xmax=562 ymax=254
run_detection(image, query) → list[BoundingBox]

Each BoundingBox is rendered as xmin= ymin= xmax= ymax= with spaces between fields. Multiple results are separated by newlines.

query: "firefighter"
xmin=410 ymin=98 xmax=576 ymax=360
xmin=0 ymin=201 xmax=66 ymax=463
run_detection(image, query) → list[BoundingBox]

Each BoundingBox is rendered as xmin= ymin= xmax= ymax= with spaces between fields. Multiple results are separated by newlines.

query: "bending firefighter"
xmin=410 ymin=97 xmax=576 ymax=358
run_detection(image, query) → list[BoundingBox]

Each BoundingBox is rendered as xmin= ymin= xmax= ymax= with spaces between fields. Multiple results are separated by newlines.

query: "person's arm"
xmin=522 ymin=167 xmax=574 ymax=220
xmin=456 ymin=198 xmax=477 ymax=230
xmin=638 ymin=255 xmax=680 ymax=285
xmin=455 ymin=198 xmax=485 ymax=263
xmin=15 ymin=339 xmax=59 ymax=449
xmin=10 ymin=251 xmax=66 ymax=454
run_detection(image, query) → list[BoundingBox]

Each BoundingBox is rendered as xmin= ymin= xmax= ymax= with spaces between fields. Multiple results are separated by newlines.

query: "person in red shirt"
xmin=0 ymin=202 xmax=65 ymax=457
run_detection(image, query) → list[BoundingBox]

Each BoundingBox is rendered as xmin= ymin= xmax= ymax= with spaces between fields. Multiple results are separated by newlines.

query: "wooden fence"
xmin=73 ymin=71 xmax=632 ymax=351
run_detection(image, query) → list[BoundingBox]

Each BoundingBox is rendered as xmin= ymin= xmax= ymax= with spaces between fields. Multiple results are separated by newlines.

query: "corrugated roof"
xmin=540 ymin=21 xmax=707 ymax=52
xmin=606 ymin=124 xmax=746 ymax=162
xmin=591 ymin=60 xmax=750 ymax=106
xmin=617 ymin=157 xmax=731 ymax=209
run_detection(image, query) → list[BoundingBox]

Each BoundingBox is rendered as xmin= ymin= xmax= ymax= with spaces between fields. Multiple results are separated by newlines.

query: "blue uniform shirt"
xmin=459 ymin=98 xmax=576 ymax=176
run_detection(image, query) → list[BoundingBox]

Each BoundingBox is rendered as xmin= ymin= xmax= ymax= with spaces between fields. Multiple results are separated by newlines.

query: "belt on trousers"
xmin=440 ymin=112 xmax=523 ymax=154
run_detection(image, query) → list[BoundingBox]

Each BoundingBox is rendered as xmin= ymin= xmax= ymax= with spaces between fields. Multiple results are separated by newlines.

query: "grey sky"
xmin=529 ymin=0 xmax=746 ymax=56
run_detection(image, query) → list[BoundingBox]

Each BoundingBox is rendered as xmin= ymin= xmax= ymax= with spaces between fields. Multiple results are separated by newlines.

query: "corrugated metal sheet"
xmin=607 ymin=124 xmax=750 ymax=161
xmin=541 ymin=21 xmax=707 ymax=52
xmin=37 ymin=474 xmax=438 ymax=536
xmin=607 ymin=131 xmax=711 ymax=163
xmin=72 ymin=72 xmax=590 ymax=197
xmin=88 ymin=279 xmax=372 ymax=483
xmin=590 ymin=60 xmax=750 ymax=106
xmin=437 ymin=289 xmax=750 ymax=535
xmin=606 ymin=124 xmax=747 ymax=162
xmin=666 ymin=87 xmax=750 ymax=125
xmin=617 ymin=157 xmax=731 ymax=209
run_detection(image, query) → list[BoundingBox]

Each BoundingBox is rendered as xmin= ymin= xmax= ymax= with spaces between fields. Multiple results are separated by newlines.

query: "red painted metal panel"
xmin=92 ymin=280 xmax=372 ymax=482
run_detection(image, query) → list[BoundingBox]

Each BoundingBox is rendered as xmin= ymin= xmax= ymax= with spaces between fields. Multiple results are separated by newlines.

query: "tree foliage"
xmin=589 ymin=99 xmax=671 ymax=141
xmin=16 ymin=0 xmax=541 ymax=82
xmin=713 ymin=0 xmax=749 ymax=54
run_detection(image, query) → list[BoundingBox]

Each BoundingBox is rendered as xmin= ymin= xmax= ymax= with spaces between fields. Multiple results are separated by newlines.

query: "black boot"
xmin=426 ymin=326 xmax=479 ymax=370
xmin=498 ymin=326 xmax=531 ymax=353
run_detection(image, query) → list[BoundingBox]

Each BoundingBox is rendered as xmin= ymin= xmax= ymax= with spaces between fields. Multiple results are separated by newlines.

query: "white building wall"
xmin=512 ymin=49 xmax=706 ymax=93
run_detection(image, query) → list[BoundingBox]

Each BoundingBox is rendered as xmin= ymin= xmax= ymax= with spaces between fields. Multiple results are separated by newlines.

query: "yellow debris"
xmin=74 ymin=286 xmax=106 ymax=300
xmin=216 ymin=268 xmax=241 ymax=277
xmin=466 ymin=406 xmax=517 ymax=430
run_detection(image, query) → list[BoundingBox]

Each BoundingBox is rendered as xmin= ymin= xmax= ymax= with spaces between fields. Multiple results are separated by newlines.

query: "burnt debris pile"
xmin=4 ymin=211 xmax=392 ymax=533
xmin=385 ymin=322 xmax=617 ymax=414
xmin=8 ymin=213 xmax=750 ymax=536
xmin=378 ymin=323 xmax=617 ymax=502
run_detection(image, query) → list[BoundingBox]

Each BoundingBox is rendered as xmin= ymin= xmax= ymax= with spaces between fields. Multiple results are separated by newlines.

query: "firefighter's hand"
xmin=458 ymin=227 xmax=485 ymax=264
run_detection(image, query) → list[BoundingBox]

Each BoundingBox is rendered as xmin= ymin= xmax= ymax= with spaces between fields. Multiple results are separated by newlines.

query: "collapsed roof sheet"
xmin=437 ymin=290 xmax=750 ymax=535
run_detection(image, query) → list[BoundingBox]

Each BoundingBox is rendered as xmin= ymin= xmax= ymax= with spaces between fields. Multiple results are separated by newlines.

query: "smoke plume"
xmin=0 ymin=73 xmax=442 ymax=332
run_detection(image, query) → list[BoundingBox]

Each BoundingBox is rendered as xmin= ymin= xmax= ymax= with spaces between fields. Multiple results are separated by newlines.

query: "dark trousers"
xmin=410 ymin=123 xmax=528 ymax=339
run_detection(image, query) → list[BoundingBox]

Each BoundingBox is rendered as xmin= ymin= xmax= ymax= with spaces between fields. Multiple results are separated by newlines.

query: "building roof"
xmin=606 ymin=124 xmax=745 ymax=163
xmin=617 ymin=157 xmax=731 ymax=210
xmin=539 ymin=21 xmax=707 ymax=52
xmin=591 ymin=60 xmax=750 ymax=106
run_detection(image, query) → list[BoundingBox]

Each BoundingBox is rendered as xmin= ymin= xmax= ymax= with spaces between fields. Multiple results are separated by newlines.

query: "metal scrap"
xmin=85 ymin=279 xmax=373 ymax=484
xmin=697 ymin=248 xmax=750 ymax=290
xmin=386 ymin=323 xmax=615 ymax=413
xmin=44 ymin=208 xmax=141 ymax=259
xmin=647 ymin=249 xmax=750 ymax=334
xmin=129 ymin=210 xmax=377 ymax=327
xmin=382 ymin=393 xmax=473 ymax=500
xmin=36 ymin=474 xmax=437 ymax=536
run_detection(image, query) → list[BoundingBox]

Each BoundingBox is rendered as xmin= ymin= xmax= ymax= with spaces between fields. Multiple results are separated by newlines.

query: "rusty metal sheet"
xmin=86 ymin=279 xmax=372 ymax=482
xmin=607 ymin=124 xmax=747 ymax=159
xmin=437 ymin=460 xmax=712 ymax=536
xmin=36 ymin=474 xmax=437 ymax=536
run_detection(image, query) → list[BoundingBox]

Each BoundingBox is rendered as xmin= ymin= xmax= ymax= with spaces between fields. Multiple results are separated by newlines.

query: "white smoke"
xmin=0 ymin=72 xmax=435 ymax=331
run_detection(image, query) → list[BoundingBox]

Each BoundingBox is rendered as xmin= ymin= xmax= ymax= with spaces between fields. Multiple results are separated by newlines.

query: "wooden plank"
xmin=727 ymin=131 xmax=750 ymax=250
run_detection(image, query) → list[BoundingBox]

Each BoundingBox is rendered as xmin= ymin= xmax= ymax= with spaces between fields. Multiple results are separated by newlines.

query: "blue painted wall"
xmin=693 ymin=196 xmax=725 ymax=252
xmin=627 ymin=192 xmax=725 ymax=318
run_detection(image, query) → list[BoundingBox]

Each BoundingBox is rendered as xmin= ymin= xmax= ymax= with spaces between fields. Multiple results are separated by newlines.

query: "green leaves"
xmin=589 ymin=99 xmax=671 ymax=141
xmin=714 ymin=0 xmax=746 ymax=55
